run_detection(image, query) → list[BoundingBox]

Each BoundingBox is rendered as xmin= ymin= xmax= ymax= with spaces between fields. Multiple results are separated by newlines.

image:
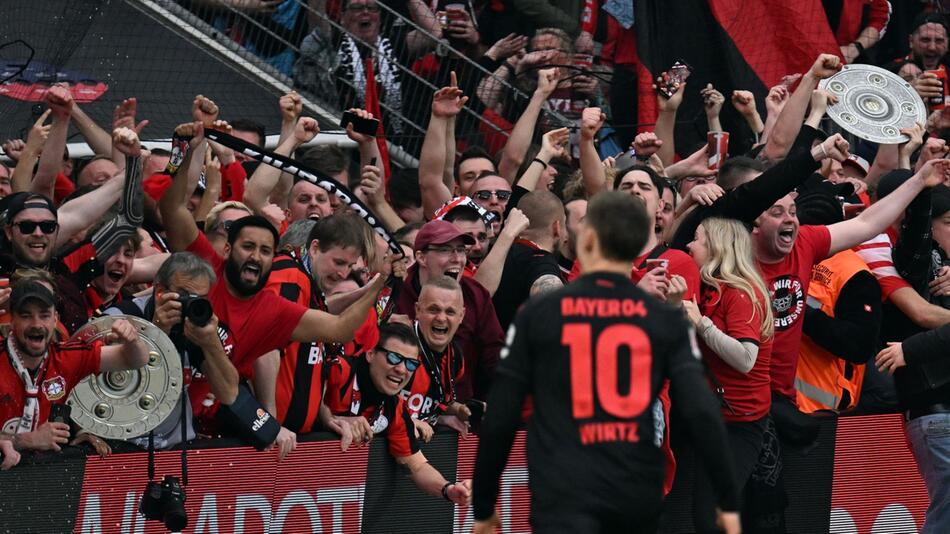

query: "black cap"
xmin=2 ymin=192 xmax=57 ymax=225
xmin=912 ymin=12 xmax=949 ymax=35
xmin=933 ymin=185 xmax=950 ymax=219
xmin=9 ymin=280 xmax=56 ymax=312
xmin=796 ymin=180 xmax=853 ymax=226
xmin=875 ymin=169 xmax=915 ymax=201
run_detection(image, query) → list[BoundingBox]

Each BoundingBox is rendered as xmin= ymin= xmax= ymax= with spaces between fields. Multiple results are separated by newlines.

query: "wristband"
xmin=634 ymin=153 xmax=650 ymax=162
xmin=852 ymin=41 xmax=865 ymax=56
xmin=441 ymin=482 xmax=454 ymax=501
xmin=531 ymin=158 xmax=548 ymax=169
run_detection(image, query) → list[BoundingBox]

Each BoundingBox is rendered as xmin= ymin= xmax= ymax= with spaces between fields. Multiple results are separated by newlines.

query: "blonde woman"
xmin=683 ymin=217 xmax=774 ymax=534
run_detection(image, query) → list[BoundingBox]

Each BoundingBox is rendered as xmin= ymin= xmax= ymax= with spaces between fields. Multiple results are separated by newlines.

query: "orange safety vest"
xmin=795 ymin=250 xmax=870 ymax=413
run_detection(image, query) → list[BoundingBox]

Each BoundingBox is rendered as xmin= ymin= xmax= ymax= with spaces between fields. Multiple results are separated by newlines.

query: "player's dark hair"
xmin=586 ymin=191 xmax=650 ymax=262
xmin=229 ymin=118 xmax=266 ymax=146
xmin=377 ymin=321 xmax=417 ymax=349
xmin=718 ymin=156 xmax=764 ymax=190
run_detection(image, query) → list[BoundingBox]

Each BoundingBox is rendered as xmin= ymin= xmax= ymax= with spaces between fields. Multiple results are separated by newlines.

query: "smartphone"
xmin=656 ymin=61 xmax=692 ymax=99
xmin=49 ymin=403 xmax=71 ymax=424
xmin=644 ymin=258 xmax=669 ymax=272
xmin=340 ymin=111 xmax=379 ymax=137
xmin=465 ymin=399 xmax=486 ymax=429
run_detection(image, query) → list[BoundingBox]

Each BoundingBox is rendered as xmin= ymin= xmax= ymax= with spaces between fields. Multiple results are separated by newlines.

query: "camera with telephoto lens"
xmin=140 ymin=475 xmax=187 ymax=531
xmin=178 ymin=294 xmax=213 ymax=327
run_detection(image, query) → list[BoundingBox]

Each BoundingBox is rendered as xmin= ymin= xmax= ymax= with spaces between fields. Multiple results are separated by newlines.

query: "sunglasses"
xmin=381 ymin=349 xmax=420 ymax=372
xmin=474 ymin=190 xmax=512 ymax=201
xmin=12 ymin=221 xmax=58 ymax=235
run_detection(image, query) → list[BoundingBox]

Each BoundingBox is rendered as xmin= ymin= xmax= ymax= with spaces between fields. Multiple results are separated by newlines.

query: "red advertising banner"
xmin=453 ymin=433 xmax=531 ymax=533
xmin=74 ymin=441 xmax=369 ymax=533
xmin=831 ymin=414 xmax=928 ymax=533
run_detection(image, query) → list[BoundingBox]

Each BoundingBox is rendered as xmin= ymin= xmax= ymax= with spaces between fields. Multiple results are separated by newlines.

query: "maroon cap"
xmin=413 ymin=220 xmax=476 ymax=251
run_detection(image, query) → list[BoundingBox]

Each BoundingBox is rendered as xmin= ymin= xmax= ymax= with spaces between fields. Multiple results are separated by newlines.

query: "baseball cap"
xmin=413 ymin=220 xmax=476 ymax=252
xmin=9 ymin=280 xmax=56 ymax=312
xmin=933 ymin=185 xmax=950 ymax=219
xmin=842 ymin=154 xmax=870 ymax=176
xmin=2 ymin=192 xmax=57 ymax=225
xmin=875 ymin=169 xmax=914 ymax=201
xmin=911 ymin=12 xmax=949 ymax=35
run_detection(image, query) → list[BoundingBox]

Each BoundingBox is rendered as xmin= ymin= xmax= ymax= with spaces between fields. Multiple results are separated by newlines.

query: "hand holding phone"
xmin=340 ymin=110 xmax=380 ymax=137
xmin=656 ymin=61 xmax=692 ymax=99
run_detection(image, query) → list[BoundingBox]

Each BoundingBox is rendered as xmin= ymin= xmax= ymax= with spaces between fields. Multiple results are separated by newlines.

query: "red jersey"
xmin=324 ymin=354 xmax=419 ymax=458
xmin=186 ymin=233 xmax=308 ymax=379
xmin=699 ymin=285 xmax=773 ymax=422
xmin=757 ymin=225 xmax=831 ymax=400
xmin=0 ymin=340 xmax=102 ymax=434
xmin=399 ymin=336 xmax=464 ymax=424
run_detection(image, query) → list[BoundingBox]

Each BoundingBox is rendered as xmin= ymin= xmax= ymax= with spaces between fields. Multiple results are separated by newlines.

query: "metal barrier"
xmin=169 ymin=0 xmax=576 ymax=159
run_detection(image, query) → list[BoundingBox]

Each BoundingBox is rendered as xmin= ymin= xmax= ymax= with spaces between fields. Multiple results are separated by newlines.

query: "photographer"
xmin=1 ymin=280 xmax=148 ymax=454
xmin=105 ymin=252 xmax=240 ymax=449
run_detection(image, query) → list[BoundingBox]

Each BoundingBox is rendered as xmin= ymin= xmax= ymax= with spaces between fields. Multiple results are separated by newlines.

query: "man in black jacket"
xmin=876 ymin=321 xmax=950 ymax=534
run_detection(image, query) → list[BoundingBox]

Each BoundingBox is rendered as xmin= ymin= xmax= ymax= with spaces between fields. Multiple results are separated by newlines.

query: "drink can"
xmin=707 ymin=131 xmax=729 ymax=171
xmin=926 ymin=68 xmax=947 ymax=110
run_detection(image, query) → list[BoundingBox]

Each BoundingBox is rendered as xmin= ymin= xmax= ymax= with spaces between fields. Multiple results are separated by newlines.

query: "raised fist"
xmin=293 ymin=117 xmax=320 ymax=144
xmin=580 ymin=107 xmax=606 ymax=141
xmin=112 ymin=127 xmax=142 ymax=157
xmin=192 ymin=95 xmax=220 ymax=125
xmin=809 ymin=53 xmax=843 ymax=80
xmin=45 ymin=83 xmax=74 ymax=117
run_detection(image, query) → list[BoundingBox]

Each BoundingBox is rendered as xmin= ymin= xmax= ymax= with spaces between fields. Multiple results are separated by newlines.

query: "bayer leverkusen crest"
xmin=42 ymin=376 xmax=67 ymax=401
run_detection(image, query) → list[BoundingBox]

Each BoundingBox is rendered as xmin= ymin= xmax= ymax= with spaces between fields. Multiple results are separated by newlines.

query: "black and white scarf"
xmin=337 ymin=35 xmax=403 ymax=134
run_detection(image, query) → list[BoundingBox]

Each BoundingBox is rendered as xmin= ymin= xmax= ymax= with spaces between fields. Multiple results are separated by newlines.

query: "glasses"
xmin=12 ymin=221 xmax=58 ymax=235
xmin=211 ymin=219 xmax=234 ymax=236
xmin=381 ymin=349 xmax=420 ymax=372
xmin=426 ymin=245 xmax=468 ymax=256
xmin=346 ymin=3 xmax=380 ymax=13
xmin=474 ymin=190 xmax=512 ymax=201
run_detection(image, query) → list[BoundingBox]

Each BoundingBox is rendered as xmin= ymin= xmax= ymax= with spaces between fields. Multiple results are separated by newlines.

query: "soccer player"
xmin=471 ymin=191 xmax=741 ymax=533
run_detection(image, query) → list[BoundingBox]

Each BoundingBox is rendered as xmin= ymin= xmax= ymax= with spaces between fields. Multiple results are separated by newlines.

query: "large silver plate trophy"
xmin=819 ymin=64 xmax=927 ymax=144
xmin=66 ymin=315 xmax=182 ymax=439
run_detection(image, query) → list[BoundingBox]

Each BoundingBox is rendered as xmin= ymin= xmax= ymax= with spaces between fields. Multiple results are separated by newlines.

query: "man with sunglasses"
xmin=470 ymin=173 xmax=513 ymax=221
xmin=396 ymin=220 xmax=505 ymax=403
xmin=322 ymin=322 xmax=472 ymax=504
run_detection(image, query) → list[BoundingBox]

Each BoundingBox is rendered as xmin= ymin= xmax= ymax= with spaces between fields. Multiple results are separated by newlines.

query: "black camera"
xmin=140 ymin=475 xmax=187 ymax=531
xmin=178 ymin=294 xmax=213 ymax=327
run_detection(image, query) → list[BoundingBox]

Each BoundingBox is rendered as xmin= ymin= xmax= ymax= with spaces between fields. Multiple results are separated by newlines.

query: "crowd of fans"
xmin=4 ymin=0 xmax=950 ymax=531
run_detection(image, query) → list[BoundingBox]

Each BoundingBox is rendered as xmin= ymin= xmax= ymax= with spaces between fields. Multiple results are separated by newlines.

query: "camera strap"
xmin=180 ymin=383 xmax=189 ymax=486
xmin=147 ymin=430 xmax=155 ymax=481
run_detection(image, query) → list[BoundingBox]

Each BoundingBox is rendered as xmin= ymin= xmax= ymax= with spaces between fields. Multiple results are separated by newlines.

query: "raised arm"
xmin=732 ymin=89 xmax=765 ymax=140
xmin=290 ymin=275 xmax=385 ymax=343
xmin=764 ymin=54 xmax=841 ymax=160
xmin=829 ymin=159 xmax=950 ymax=255
xmin=701 ymin=84 xmax=725 ymax=133
xmin=69 ymin=104 xmax=112 ymax=156
xmin=474 ymin=208 xmax=530 ymax=295
xmin=498 ymin=68 xmax=559 ymax=182
xmin=159 ymin=122 xmax=205 ymax=252
xmin=11 ymin=111 xmax=51 ymax=194
xmin=579 ymin=107 xmax=608 ymax=195
xmin=355 ymin=162 xmax=405 ymax=232
xmin=654 ymin=77 xmax=684 ymax=166
xmin=516 ymin=127 xmax=568 ymax=192
xmin=33 ymin=84 xmax=73 ymax=198
xmin=420 ymin=80 xmax=467 ymax=218
xmin=760 ymin=83 xmax=790 ymax=145
xmin=243 ymin=117 xmax=319 ymax=214
xmin=99 ymin=318 xmax=149 ymax=372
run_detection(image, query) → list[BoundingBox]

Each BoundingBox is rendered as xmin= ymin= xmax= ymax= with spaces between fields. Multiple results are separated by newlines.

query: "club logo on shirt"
xmin=42 ymin=376 xmax=67 ymax=401
xmin=770 ymin=275 xmax=804 ymax=331
xmin=2 ymin=418 xmax=19 ymax=435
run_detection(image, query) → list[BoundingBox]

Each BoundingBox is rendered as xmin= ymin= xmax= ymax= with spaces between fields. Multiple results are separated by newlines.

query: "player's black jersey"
xmin=472 ymin=271 xmax=738 ymax=525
